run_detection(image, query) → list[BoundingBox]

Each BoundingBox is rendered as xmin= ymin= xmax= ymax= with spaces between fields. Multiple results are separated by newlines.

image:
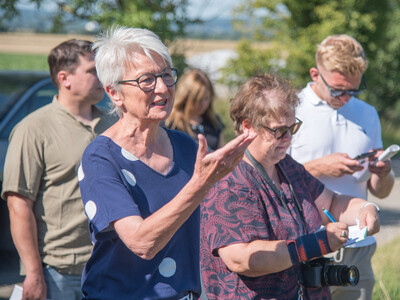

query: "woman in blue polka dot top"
xmin=77 ymin=25 xmax=256 ymax=300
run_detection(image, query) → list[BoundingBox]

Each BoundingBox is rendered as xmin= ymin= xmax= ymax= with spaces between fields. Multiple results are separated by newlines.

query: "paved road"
xmin=1 ymin=177 xmax=399 ymax=299
xmin=370 ymin=177 xmax=400 ymax=246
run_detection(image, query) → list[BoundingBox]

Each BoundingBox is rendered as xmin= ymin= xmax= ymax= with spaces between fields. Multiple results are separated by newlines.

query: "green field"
xmin=372 ymin=237 xmax=400 ymax=299
xmin=0 ymin=53 xmax=48 ymax=70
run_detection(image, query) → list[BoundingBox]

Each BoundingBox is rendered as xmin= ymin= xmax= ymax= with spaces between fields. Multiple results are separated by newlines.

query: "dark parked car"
xmin=0 ymin=70 xmax=111 ymax=252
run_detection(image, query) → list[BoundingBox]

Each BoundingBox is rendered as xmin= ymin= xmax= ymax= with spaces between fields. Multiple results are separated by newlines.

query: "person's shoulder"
xmin=349 ymin=97 xmax=378 ymax=111
xmin=280 ymin=154 xmax=297 ymax=166
xmin=84 ymin=135 xmax=111 ymax=154
xmin=21 ymin=102 xmax=54 ymax=123
xmin=224 ymin=160 xmax=259 ymax=187
xmin=81 ymin=136 xmax=119 ymax=170
xmin=280 ymin=154 xmax=305 ymax=174
xmin=297 ymin=84 xmax=309 ymax=96
xmin=12 ymin=102 xmax=55 ymax=134
xmin=345 ymin=97 xmax=380 ymax=121
xmin=297 ymin=83 xmax=321 ymax=104
xmin=297 ymin=83 xmax=312 ymax=99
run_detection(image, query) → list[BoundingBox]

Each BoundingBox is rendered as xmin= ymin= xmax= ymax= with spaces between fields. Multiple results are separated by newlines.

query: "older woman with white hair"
xmin=77 ymin=26 xmax=255 ymax=299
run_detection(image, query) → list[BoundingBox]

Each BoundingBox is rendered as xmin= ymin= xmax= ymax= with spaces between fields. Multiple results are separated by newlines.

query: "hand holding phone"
xmin=378 ymin=144 xmax=400 ymax=161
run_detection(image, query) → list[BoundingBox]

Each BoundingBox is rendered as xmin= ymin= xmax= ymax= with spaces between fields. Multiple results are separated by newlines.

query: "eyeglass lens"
xmin=318 ymin=70 xmax=366 ymax=98
xmin=264 ymin=119 xmax=302 ymax=139
xmin=138 ymin=68 xmax=178 ymax=92
xmin=330 ymin=89 xmax=361 ymax=97
xmin=275 ymin=122 xmax=301 ymax=139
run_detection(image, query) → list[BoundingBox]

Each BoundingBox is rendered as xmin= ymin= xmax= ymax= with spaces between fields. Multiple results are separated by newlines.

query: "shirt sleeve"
xmin=78 ymin=144 xmax=141 ymax=241
xmin=1 ymin=122 xmax=44 ymax=201
xmin=370 ymin=108 xmax=383 ymax=149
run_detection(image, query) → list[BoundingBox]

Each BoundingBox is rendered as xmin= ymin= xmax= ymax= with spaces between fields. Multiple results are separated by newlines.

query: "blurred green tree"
xmin=0 ymin=0 xmax=200 ymax=71
xmin=221 ymin=0 xmax=400 ymax=124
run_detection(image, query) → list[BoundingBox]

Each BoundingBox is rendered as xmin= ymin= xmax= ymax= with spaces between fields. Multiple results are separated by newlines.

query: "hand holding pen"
xmin=322 ymin=208 xmax=349 ymax=249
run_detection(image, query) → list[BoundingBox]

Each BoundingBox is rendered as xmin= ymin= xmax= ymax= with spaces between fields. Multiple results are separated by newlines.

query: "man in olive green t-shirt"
xmin=1 ymin=39 xmax=115 ymax=300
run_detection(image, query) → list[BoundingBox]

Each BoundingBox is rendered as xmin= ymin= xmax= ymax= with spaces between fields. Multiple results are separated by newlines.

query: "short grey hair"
xmin=230 ymin=73 xmax=299 ymax=134
xmin=93 ymin=26 xmax=173 ymax=115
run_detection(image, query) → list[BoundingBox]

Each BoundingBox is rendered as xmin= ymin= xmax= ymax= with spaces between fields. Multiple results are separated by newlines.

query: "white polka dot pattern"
xmin=122 ymin=169 xmax=137 ymax=186
xmin=85 ymin=200 xmax=97 ymax=220
xmin=158 ymin=257 xmax=176 ymax=277
xmin=78 ymin=164 xmax=84 ymax=181
xmin=121 ymin=148 xmax=138 ymax=161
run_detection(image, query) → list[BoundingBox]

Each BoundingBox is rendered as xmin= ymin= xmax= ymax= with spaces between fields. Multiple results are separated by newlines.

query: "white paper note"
xmin=344 ymin=224 xmax=368 ymax=247
xmin=9 ymin=285 xmax=23 ymax=300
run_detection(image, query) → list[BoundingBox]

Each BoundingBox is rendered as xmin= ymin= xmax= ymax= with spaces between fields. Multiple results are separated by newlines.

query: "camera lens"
xmin=324 ymin=265 xmax=360 ymax=286
xmin=347 ymin=266 xmax=360 ymax=286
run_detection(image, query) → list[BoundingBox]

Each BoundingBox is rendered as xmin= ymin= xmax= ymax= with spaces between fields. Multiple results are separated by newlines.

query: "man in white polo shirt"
xmin=288 ymin=34 xmax=394 ymax=300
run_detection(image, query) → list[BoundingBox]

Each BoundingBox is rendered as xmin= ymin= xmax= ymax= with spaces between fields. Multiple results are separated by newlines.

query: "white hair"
xmin=93 ymin=26 xmax=173 ymax=115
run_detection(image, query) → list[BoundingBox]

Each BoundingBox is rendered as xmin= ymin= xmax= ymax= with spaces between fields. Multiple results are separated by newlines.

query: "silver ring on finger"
xmin=340 ymin=230 xmax=347 ymax=238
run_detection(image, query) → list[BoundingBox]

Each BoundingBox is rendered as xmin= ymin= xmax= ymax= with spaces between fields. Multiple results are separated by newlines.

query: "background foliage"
xmin=221 ymin=0 xmax=400 ymax=143
xmin=1 ymin=0 xmax=400 ymax=146
xmin=0 ymin=0 xmax=199 ymax=71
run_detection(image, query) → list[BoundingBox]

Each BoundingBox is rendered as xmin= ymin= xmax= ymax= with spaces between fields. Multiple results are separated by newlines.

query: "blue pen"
xmin=323 ymin=208 xmax=337 ymax=222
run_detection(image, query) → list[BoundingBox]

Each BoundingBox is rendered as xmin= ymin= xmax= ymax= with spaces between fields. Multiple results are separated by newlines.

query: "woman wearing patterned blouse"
xmin=77 ymin=26 xmax=255 ymax=299
xmin=200 ymin=74 xmax=380 ymax=300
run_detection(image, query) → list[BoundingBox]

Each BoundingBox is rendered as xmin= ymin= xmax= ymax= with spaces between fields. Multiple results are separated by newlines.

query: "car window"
xmin=0 ymin=73 xmax=51 ymax=116
xmin=0 ymin=83 xmax=56 ymax=139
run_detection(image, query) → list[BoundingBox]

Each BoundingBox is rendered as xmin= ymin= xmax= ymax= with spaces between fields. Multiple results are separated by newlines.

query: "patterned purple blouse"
xmin=200 ymin=155 xmax=331 ymax=300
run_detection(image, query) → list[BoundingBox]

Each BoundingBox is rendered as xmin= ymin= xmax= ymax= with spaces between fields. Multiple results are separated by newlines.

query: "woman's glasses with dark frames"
xmin=263 ymin=118 xmax=303 ymax=140
xmin=118 ymin=68 xmax=178 ymax=92
xmin=318 ymin=70 xmax=366 ymax=98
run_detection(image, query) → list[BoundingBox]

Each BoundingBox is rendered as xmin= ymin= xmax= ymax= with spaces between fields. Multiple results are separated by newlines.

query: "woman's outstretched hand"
xmin=193 ymin=132 xmax=257 ymax=188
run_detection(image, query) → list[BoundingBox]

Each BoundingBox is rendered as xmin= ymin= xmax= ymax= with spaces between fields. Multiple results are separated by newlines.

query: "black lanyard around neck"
xmin=244 ymin=149 xmax=307 ymax=233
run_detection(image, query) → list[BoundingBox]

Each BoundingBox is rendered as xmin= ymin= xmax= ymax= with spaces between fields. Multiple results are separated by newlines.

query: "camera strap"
xmin=245 ymin=150 xmax=310 ymax=299
xmin=245 ymin=149 xmax=307 ymax=233
xmin=297 ymin=264 xmax=305 ymax=300
xmin=297 ymin=282 xmax=304 ymax=300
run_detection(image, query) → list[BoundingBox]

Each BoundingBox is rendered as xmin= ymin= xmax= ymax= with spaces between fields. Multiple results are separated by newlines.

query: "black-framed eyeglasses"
xmin=263 ymin=118 xmax=303 ymax=140
xmin=318 ymin=70 xmax=366 ymax=98
xmin=118 ymin=67 xmax=178 ymax=92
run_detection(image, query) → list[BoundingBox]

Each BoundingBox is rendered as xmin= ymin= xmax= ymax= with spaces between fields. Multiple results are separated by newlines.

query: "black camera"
xmin=301 ymin=257 xmax=359 ymax=287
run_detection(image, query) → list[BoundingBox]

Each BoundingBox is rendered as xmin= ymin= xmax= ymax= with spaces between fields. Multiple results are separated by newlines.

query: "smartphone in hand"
xmin=353 ymin=150 xmax=378 ymax=162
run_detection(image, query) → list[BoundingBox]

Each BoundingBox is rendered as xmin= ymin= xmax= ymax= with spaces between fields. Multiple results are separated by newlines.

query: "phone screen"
xmin=353 ymin=150 xmax=377 ymax=161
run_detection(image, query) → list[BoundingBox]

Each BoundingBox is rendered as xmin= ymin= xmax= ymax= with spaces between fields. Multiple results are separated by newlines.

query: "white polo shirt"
xmin=288 ymin=83 xmax=382 ymax=247
xmin=288 ymin=82 xmax=382 ymax=199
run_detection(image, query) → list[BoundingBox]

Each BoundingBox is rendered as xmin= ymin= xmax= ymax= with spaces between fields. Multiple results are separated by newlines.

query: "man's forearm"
xmin=330 ymin=193 xmax=366 ymax=225
xmin=7 ymin=194 xmax=43 ymax=276
xmin=368 ymin=170 xmax=395 ymax=198
xmin=303 ymin=159 xmax=325 ymax=177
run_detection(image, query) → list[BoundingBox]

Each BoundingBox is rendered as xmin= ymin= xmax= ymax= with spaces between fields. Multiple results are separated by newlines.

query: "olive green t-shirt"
xmin=1 ymin=97 xmax=116 ymax=274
